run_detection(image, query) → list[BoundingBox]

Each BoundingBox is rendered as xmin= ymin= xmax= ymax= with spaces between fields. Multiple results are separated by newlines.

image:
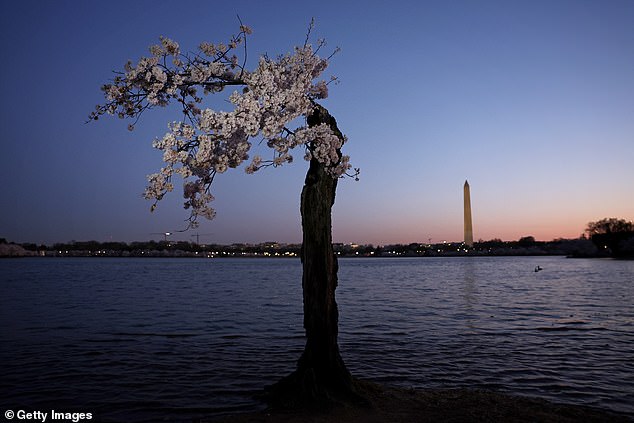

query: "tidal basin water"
xmin=1 ymin=256 xmax=633 ymax=422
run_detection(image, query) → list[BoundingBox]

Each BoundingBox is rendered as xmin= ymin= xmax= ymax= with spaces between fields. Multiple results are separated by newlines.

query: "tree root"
xmin=259 ymin=367 xmax=371 ymax=412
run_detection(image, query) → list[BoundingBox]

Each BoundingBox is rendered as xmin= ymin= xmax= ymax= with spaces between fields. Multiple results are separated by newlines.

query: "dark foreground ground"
xmin=207 ymin=382 xmax=632 ymax=423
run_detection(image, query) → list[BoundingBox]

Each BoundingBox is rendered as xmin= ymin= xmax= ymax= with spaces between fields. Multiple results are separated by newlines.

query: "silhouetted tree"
xmin=586 ymin=218 xmax=634 ymax=258
xmin=477 ymin=238 xmax=505 ymax=249
xmin=563 ymin=238 xmax=600 ymax=258
xmin=92 ymin=23 xmax=361 ymax=406
xmin=20 ymin=243 xmax=38 ymax=251
xmin=517 ymin=236 xmax=536 ymax=247
xmin=586 ymin=218 xmax=634 ymax=236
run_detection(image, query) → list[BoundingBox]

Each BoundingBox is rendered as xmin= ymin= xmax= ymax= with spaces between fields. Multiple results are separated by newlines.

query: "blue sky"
xmin=1 ymin=0 xmax=633 ymax=245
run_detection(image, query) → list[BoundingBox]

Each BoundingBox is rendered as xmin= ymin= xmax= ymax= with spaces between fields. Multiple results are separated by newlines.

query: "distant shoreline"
xmin=0 ymin=250 xmax=584 ymax=258
xmin=2 ymin=237 xmax=617 ymax=259
xmin=0 ymin=250 xmax=617 ymax=259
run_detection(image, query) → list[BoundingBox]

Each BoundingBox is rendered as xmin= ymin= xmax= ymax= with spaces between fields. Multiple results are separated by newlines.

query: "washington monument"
xmin=464 ymin=180 xmax=474 ymax=247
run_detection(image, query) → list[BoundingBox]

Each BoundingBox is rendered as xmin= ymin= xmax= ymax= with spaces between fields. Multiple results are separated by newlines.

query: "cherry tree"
xmin=92 ymin=23 xmax=361 ymax=406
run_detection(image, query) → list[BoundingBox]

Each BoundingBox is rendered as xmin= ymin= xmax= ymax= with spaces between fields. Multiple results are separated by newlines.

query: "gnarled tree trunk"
xmin=265 ymin=105 xmax=360 ymax=408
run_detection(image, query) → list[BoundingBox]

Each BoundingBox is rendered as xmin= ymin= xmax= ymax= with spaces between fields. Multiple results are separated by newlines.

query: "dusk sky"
xmin=1 ymin=0 xmax=632 ymax=246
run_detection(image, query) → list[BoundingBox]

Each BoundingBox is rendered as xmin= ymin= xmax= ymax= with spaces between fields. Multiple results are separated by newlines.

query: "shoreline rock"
xmin=207 ymin=382 xmax=632 ymax=423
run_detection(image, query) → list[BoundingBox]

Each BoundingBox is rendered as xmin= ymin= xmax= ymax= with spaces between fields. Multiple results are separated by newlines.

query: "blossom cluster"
xmin=93 ymin=26 xmax=354 ymax=225
xmin=90 ymin=29 xmax=249 ymax=124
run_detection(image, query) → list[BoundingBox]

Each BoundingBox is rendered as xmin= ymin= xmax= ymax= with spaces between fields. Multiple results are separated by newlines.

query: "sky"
xmin=1 ymin=0 xmax=633 ymax=246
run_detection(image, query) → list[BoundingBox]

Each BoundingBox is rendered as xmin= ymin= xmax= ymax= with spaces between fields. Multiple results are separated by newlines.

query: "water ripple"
xmin=1 ymin=256 xmax=632 ymax=421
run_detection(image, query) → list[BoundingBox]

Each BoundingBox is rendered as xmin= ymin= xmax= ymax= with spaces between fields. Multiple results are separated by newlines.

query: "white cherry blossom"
xmin=92 ymin=25 xmax=358 ymax=226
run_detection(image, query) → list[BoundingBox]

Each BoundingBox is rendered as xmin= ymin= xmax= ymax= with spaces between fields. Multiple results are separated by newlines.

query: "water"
xmin=1 ymin=256 xmax=632 ymax=422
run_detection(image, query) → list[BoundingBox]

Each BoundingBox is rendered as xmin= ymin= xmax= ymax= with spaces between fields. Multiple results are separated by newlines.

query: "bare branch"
xmin=304 ymin=18 xmax=315 ymax=48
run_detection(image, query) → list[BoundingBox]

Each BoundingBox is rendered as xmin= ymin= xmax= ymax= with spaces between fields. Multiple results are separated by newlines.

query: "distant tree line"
xmin=3 ymin=217 xmax=633 ymax=259
xmin=7 ymin=239 xmax=303 ymax=258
